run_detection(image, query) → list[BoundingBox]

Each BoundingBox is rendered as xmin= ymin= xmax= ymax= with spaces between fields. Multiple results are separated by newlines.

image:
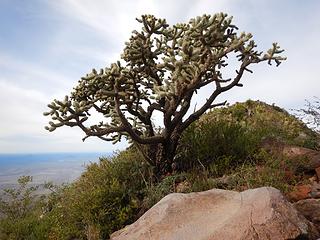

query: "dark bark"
xmin=140 ymin=134 xmax=180 ymax=179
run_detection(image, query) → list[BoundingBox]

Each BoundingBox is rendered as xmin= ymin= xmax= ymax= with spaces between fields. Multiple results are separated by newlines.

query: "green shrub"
xmin=178 ymin=120 xmax=259 ymax=173
xmin=46 ymin=147 xmax=152 ymax=239
xmin=177 ymin=101 xmax=319 ymax=175
xmin=0 ymin=176 xmax=52 ymax=240
xmin=209 ymin=100 xmax=319 ymax=149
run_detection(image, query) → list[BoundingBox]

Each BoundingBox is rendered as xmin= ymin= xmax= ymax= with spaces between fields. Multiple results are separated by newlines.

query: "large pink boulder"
xmin=111 ymin=187 xmax=318 ymax=240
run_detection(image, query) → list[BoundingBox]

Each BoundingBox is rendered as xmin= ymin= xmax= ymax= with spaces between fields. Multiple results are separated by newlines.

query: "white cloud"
xmin=0 ymin=79 xmax=128 ymax=153
xmin=0 ymin=80 xmax=49 ymax=152
xmin=0 ymin=53 xmax=73 ymax=92
xmin=49 ymin=0 xmax=142 ymax=40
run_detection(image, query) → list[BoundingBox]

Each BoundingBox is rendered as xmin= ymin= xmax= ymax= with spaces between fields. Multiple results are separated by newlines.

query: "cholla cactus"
xmin=44 ymin=13 xmax=286 ymax=177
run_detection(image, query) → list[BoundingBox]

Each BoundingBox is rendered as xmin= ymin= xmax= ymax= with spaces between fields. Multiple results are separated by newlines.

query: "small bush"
xmin=0 ymin=176 xmax=51 ymax=240
xmin=46 ymin=147 xmax=152 ymax=239
xmin=178 ymin=120 xmax=259 ymax=173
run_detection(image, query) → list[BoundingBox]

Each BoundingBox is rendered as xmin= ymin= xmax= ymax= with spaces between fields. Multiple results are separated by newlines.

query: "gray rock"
xmin=111 ymin=187 xmax=318 ymax=240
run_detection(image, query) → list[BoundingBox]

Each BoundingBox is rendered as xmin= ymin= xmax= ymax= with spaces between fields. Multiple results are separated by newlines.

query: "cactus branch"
xmin=44 ymin=13 xmax=286 ymax=177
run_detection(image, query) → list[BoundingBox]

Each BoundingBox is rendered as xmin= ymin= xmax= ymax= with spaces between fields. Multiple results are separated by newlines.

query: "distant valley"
xmin=0 ymin=152 xmax=111 ymax=191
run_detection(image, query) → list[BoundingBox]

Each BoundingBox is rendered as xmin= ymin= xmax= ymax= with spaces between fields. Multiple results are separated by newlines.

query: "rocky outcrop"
xmin=111 ymin=187 xmax=318 ymax=240
xmin=288 ymin=182 xmax=320 ymax=201
xmin=294 ymin=199 xmax=320 ymax=232
xmin=282 ymin=145 xmax=320 ymax=171
xmin=262 ymin=140 xmax=320 ymax=172
xmin=259 ymin=140 xmax=320 ymax=234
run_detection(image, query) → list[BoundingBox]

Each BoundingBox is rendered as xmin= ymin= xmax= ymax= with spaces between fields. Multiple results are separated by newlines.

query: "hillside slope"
xmin=1 ymin=100 xmax=320 ymax=239
xmin=204 ymin=100 xmax=319 ymax=148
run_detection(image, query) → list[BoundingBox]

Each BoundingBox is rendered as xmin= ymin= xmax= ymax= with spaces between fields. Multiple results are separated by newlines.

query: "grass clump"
xmin=165 ymin=149 xmax=308 ymax=195
xmin=142 ymin=173 xmax=188 ymax=209
xmin=178 ymin=121 xmax=259 ymax=172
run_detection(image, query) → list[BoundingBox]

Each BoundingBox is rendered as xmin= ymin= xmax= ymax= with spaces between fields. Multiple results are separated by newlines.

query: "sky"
xmin=0 ymin=0 xmax=319 ymax=153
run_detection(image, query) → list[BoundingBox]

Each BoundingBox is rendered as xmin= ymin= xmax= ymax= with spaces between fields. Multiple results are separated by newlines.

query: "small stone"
xmin=310 ymin=191 xmax=320 ymax=198
xmin=288 ymin=184 xmax=312 ymax=202
xmin=311 ymin=182 xmax=320 ymax=198
xmin=309 ymin=176 xmax=318 ymax=183
xmin=316 ymin=167 xmax=320 ymax=181
xmin=312 ymin=182 xmax=320 ymax=191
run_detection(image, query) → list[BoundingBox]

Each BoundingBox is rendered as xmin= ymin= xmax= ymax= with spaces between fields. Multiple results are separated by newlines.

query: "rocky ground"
xmin=111 ymin=141 xmax=320 ymax=240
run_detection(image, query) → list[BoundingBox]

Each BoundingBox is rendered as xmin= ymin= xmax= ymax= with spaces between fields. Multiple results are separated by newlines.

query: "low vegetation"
xmin=1 ymin=101 xmax=319 ymax=239
xmin=0 ymin=176 xmax=52 ymax=240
